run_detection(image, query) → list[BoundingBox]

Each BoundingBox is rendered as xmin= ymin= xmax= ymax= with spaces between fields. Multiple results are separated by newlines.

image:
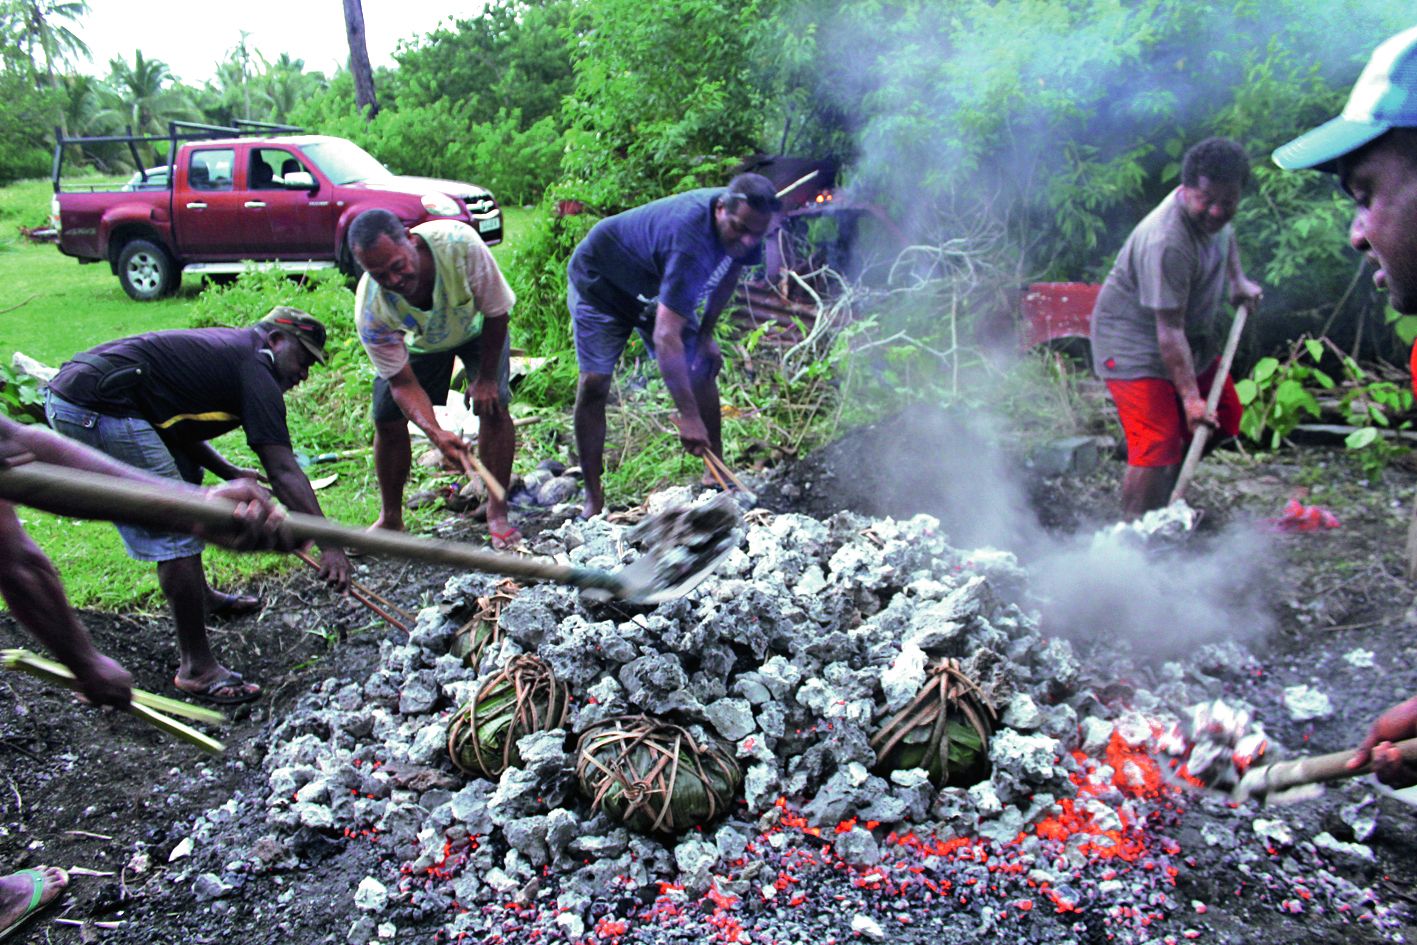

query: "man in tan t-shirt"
xmin=1090 ymin=137 xmax=1263 ymax=519
xmin=349 ymin=209 xmax=520 ymax=548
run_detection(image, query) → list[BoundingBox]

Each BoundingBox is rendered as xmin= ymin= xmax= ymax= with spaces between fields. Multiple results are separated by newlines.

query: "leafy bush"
xmin=1236 ymin=335 xmax=1412 ymax=471
xmin=0 ymin=361 xmax=44 ymax=424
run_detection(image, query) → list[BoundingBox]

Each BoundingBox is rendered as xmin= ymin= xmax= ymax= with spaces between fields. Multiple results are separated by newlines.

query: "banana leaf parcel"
xmin=447 ymin=654 xmax=569 ymax=779
xmin=576 ymin=714 xmax=741 ymax=835
xmin=870 ymin=658 xmax=997 ymax=787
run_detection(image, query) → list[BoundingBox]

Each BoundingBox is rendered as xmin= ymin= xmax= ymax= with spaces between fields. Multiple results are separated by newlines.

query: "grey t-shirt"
xmin=1090 ymin=188 xmax=1230 ymax=380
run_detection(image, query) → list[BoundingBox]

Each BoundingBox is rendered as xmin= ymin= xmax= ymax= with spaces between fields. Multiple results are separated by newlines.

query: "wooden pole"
xmin=0 ymin=463 xmax=626 ymax=596
xmin=1170 ymin=302 xmax=1252 ymax=504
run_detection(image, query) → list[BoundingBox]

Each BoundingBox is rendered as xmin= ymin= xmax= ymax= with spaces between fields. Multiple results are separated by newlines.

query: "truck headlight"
xmin=421 ymin=192 xmax=461 ymax=217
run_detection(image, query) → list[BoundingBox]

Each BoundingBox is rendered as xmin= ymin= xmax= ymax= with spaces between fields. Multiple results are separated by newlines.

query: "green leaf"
xmin=1252 ymin=357 xmax=1280 ymax=384
xmin=1234 ymin=378 xmax=1258 ymax=405
xmin=1311 ymin=369 xmax=1335 ymax=389
xmin=1389 ymin=313 xmax=1417 ymax=347
xmin=1304 ymin=338 xmax=1324 ymax=361
xmin=1346 ymin=427 xmax=1379 ymax=449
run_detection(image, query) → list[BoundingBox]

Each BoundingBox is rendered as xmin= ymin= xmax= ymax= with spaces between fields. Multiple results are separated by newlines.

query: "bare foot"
xmin=368 ymin=512 xmax=405 ymax=532
xmin=0 ymin=866 xmax=67 ymax=935
xmin=579 ymin=490 xmax=603 ymax=520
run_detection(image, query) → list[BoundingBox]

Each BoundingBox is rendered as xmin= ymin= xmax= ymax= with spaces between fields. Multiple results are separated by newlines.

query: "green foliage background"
xmin=6 ymin=0 xmax=1415 ymax=498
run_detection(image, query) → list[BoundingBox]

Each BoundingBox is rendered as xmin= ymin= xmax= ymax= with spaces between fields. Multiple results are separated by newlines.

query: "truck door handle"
xmin=186 ymin=202 xmax=207 ymax=210
xmin=243 ymin=201 xmax=267 ymax=209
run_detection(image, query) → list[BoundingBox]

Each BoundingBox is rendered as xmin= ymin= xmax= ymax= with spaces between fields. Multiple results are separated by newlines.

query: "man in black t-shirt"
xmin=566 ymin=173 xmax=779 ymax=517
xmin=45 ymin=308 xmax=351 ymax=704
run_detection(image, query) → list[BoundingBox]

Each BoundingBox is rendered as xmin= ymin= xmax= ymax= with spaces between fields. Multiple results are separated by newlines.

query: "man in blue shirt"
xmin=567 ymin=173 xmax=779 ymax=517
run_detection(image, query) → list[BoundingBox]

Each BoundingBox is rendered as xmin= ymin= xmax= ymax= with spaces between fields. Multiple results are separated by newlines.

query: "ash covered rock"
xmin=233 ymin=491 xmax=1409 ymax=942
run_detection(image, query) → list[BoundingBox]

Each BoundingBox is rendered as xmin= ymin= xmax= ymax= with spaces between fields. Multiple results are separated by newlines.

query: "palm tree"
xmin=203 ymin=44 xmax=273 ymax=126
xmin=105 ymin=51 xmax=198 ymax=161
xmin=342 ymin=0 xmax=379 ymax=119
xmin=7 ymin=0 xmax=91 ymax=89
xmin=257 ymin=53 xmax=323 ymax=123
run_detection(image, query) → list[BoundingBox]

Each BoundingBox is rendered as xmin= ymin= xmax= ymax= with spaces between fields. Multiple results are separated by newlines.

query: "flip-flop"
xmin=174 ymin=672 xmax=261 ymax=706
xmin=0 ymin=867 xmax=67 ymax=942
xmin=489 ymin=526 xmax=522 ymax=551
xmin=207 ymin=590 xmax=262 ymax=618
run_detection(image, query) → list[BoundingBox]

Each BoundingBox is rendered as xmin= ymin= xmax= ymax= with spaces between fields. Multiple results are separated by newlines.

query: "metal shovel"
xmin=0 ymin=462 xmax=741 ymax=605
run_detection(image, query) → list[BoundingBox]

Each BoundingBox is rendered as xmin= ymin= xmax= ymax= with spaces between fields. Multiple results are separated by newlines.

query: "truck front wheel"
xmin=117 ymin=239 xmax=178 ymax=301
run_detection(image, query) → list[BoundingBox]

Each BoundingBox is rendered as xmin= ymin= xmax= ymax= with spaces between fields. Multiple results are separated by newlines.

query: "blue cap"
xmin=1273 ymin=26 xmax=1417 ymax=172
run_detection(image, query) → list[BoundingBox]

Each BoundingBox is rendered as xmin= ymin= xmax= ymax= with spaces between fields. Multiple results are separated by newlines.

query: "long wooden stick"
xmin=1170 ymin=301 xmax=1252 ymax=504
xmin=775 ymin=170 xmax=819 ymax=200
xmin=293 ymin=549 xmax=409 ymax=633
xmin=2 ymin=649 xmax=225 ymax=754
xmin=701 ymin=455 xmax=729 ymax=492
xmin=0 ymin=463 xmax=629 ymax=596
xmin=458 ymin=451 xmax=506 ymax=503
xmin=703 ymin=450 xmax=750 ymax=494
xmin=1233 ymin=736 xmax=1417 ymax=802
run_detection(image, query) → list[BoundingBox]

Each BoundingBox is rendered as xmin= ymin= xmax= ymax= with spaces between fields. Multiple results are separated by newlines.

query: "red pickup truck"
xmin=51 ymin=123 xmax=504 ymax=300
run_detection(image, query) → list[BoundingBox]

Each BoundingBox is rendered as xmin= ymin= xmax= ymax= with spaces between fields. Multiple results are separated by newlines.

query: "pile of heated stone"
xmin=240 ymin=488 xmax=1404 ymax=944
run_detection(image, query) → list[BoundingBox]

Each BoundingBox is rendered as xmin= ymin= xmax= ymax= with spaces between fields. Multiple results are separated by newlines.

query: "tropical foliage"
xmin=5 ymin=0 xmax=1415 ymax=477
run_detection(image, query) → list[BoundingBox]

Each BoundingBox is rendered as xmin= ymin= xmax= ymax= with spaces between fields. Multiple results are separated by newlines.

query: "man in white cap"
xmin=1274 ymin=25 xmax=1417 ymax=789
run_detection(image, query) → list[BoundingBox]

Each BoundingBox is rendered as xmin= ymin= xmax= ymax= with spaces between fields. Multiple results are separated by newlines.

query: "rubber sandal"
xmin=489 ymin=526 xmax=522 ymax=551
xmin=174 ymin=672 xmax=261 ymax=705
xmin=0 ymin=867 xmax=67 ymax=942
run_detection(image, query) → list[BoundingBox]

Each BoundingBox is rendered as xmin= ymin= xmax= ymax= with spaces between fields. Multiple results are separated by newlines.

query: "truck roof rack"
xmin=52 ymin=120 xmax=308 ymax=191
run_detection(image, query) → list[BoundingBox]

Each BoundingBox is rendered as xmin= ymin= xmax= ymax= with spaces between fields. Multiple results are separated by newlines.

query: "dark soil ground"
xmin=2 ymin=408 xmax=1416 ymax=944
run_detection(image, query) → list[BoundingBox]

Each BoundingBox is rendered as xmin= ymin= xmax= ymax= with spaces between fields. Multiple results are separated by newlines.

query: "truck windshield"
xmin=301 ymin=139 xmax=390 ymax=185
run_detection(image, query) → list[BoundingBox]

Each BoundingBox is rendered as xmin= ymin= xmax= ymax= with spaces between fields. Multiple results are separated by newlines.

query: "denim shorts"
xmin=568 ymin=282 xmax=660 ymax=375
xmin=371 ymin=333 xmax=513 ymax=425
xmin=44 ymin=391 xmax=206 ymax=562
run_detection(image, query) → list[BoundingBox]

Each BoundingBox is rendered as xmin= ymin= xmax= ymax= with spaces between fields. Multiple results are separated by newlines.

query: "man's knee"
xmin=576 ymin=373 xmax=612 ymax=407
xmin=374 ymin=419 xmax=411 ymax=445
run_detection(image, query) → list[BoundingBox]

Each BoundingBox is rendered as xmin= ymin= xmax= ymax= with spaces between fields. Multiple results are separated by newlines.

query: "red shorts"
xmin=1409 ymin=339 xmax=1417 ymax=398
xmin=1106 ymin=361 xmax=1242 ymax=467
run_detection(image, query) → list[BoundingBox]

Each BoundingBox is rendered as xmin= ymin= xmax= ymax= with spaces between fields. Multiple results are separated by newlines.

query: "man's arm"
xmin=1348 ymin=695 xmax=1417 ymax=788
xmin=385 ymin=362 xmax=472 ymax=469
xmin=652 ymin=305 xmax=710 ymax=455
xmin=0 ymin=505 xmax=133 ymax=707
xmin=1226 ymin=232 xmax=1263 ymax=306
xmin=469 ymin=313 xmax=509 ymax=419
xmin=691 ymin=263 xmax=744 ymax=378
xmin=1154 ymin=306 xmax=1211 ymax=435
xmin=252 ymin=442 xmax=351 ymax=592
xmin=179 ymin=440 xmax=260 ymax=483
xmin=0 ymin=417 xmax=284 ymax=550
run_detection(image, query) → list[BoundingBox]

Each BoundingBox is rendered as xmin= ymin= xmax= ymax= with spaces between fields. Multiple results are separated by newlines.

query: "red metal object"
xmin=1020 ymin=282 xmax=1101 ymax=349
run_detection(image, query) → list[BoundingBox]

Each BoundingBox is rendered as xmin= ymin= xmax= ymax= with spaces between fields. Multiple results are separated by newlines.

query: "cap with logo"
xmin=1274 ymin=26 xmax=1417 ymax=172
xmin=258 ymin=307 xmax=328 ymax=364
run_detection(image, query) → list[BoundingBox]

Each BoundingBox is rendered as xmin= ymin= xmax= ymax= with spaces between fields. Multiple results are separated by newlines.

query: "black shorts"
xmin=371 ymin=334 xmax=512 ymax=425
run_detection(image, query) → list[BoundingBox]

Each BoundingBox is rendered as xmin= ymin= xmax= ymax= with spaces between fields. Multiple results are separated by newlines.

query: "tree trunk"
xmin=342 ymin=0 xmax=379 ymax=120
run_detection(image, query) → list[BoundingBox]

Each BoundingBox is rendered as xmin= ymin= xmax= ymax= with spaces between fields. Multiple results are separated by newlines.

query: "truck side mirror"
xmin=283 ymin=171 xmax=316 ymax=191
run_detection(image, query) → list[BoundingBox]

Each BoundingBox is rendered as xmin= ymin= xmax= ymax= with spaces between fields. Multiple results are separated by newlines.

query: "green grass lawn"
xmin=0 ymin=178 xmax=535 ymax=609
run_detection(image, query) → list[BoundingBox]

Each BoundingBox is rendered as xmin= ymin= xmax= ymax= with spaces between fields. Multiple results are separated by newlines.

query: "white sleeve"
xmin=465 ymin=238 xmax=516 ymax=318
